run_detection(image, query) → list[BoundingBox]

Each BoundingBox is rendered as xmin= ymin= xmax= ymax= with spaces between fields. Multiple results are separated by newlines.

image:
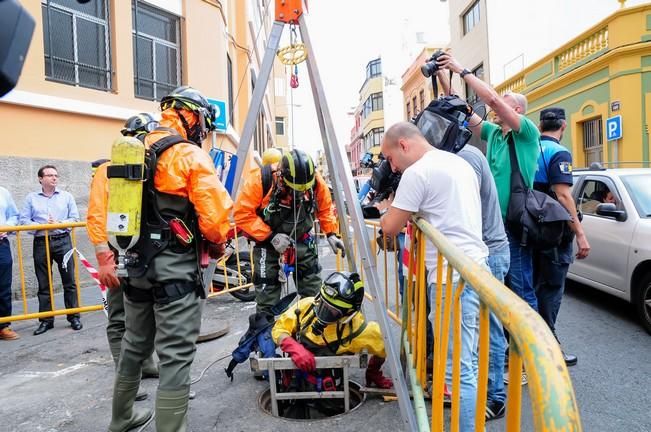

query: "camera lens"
xmin=420 ymin=61 xmax=436 ymax=78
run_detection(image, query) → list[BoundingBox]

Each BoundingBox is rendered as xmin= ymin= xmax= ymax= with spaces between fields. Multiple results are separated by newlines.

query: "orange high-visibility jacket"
xmin=86 ymin=109 xmax=233 ymax=249
xmin=233 ymin=169 xmax=338 ymax=243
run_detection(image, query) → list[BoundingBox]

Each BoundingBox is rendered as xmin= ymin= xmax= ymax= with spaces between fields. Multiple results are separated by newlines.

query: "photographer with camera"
xmin=380 ymin=122 xmax=488 ymax=432
xmin=436 ymin=53 xmax=541 ymax=320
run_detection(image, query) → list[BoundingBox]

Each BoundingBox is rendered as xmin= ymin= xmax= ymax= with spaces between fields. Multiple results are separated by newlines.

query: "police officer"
xmin=87 ymin=114 xmax=160 ymax=403
xmin=533 ymin=107 xmax=590 ymax=367
xmin=233 ymin=149 xmax=344 ymax=314
xmin=272 ymin=271 xmax=392 ymax=389
xmin=93 ymin=87 xmax=233 ymax=432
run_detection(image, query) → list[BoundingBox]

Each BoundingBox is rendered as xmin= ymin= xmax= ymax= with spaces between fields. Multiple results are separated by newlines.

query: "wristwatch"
xmin=460 ymin=68 xmax=472 ymax=78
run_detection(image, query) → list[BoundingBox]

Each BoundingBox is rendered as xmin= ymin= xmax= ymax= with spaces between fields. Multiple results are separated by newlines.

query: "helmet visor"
xmin=313 ymin=295 xmax=345 ymax=325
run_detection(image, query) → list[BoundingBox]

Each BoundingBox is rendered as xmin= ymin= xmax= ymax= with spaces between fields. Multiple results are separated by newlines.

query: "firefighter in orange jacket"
xmin=89 ymin=87 xmax=233 ymax=432
xmin=233 ymin=149 xmax=344 ymax=314
xmin=87 ymin=114 xmax=160 ymax=403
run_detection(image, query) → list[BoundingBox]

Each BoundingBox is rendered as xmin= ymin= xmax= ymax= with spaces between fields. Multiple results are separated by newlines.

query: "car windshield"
xmin=620 ymin=174 xmax=651 ymax=218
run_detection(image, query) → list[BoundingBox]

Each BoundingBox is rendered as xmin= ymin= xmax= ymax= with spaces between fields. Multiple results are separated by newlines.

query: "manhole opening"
xmin=258 ymin=379 xmax=366 ymax=421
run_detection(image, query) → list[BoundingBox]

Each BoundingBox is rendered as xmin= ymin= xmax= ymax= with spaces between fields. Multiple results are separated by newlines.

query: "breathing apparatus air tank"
xmin=106 ymin=135 xmax=146 ymax=276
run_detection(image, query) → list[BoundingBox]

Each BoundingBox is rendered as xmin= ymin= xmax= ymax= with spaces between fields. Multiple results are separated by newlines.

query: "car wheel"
xmin=635 ymin=273 xmax=651 ymax=335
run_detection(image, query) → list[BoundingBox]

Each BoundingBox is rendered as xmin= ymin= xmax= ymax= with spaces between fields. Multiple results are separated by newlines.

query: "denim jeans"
xmin=486 ymin=244 xmax=510 ymax=404
xmin=505 ymin=228 xmax=537 ymax=311
xmin=0 ymin=239 xmax=12 ymax=329
xmin=534 ymin=242 xmax=572 ymax=338
xmin=429 ymin=273 xmax=482 ymax=432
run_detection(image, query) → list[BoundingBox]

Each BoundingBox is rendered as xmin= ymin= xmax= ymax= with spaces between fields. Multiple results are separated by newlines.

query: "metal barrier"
xmin=339 ymin=217 xmax=581 ymax=431
xmin=0 ymin=222 xmax=103 ymax=323
xmin=0 ymin=221 xmax=256 ymax=323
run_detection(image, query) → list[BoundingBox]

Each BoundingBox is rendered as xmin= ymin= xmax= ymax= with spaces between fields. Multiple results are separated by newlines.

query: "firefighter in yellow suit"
xmin=272 ymin=271 xmax=393 ymax=389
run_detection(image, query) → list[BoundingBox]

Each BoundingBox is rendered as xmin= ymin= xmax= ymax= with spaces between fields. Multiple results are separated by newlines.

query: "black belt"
xmin=35 ymin=233 xmax=70 ymax=241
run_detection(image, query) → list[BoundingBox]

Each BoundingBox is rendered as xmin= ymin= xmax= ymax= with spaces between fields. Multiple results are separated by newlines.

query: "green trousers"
xmin=253 ymin=241 xmax=321 ymax=313
xmin=118 ymin=291 xmax=202 ymax=389
xmin=106 ymin=283 xmax=157 ymax=374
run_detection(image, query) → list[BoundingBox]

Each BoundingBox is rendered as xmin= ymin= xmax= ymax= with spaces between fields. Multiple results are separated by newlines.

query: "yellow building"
xmin=347 ymin=58 xmax=385 ymax=176
xmin=496 ymin=4 xmax=651 ymax=167
xmin=0 ymin=0 xmax=285 ymax=207
xmin=401 ymin=46 xmax=441 ymax=120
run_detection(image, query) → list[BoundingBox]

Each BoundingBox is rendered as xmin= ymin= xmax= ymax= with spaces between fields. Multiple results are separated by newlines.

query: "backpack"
xmin=413 ymin=95 xmax=473 ymax=154
xmin=505 ymin=134 xmax=571 ymax=250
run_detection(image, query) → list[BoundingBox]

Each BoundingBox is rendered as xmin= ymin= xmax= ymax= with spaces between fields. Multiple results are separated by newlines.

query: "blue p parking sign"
xmin=606 ymin=115 xmax=622 ymax=141
xmin=207 ymin=98 xmax=228 ymax=133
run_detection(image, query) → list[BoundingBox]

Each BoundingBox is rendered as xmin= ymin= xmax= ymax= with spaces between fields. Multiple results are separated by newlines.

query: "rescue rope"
xmin=62 ymin=248 xmax=108 ymax=316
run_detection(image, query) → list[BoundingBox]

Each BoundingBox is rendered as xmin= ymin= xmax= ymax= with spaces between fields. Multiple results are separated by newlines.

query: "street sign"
xmin=611 ymin=100 xmax=620 ymax=112
xmin=606 ymin=115 xmax=622 ymax=141
xmin=207 ymin=98 xmax=228 ymax=132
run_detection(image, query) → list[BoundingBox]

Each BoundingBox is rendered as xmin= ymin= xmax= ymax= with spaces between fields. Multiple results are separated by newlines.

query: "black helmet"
xmin=159 ymin=86 xmax=217 ymax=143
xmin=280 ymin=149 xmax=315 ymax=192
xmin=311 ymin=272 xmax=364 ymax=335
xmin=121 ymin=113 xmax=158 ymax=140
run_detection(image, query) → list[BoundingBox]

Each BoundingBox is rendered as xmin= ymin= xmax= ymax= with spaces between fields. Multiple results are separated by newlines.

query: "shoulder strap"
xmin=149 ymin=134 xmax=191 ymax=158
xmin=261 ymin=165 xmax=273 ymax=197
xmin=507 ymin=133 xmax=528 ymax=190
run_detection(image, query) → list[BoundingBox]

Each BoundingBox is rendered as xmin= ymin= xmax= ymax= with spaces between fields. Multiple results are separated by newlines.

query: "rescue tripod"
xmin=227 ymin=2 xmax=418 ymax=429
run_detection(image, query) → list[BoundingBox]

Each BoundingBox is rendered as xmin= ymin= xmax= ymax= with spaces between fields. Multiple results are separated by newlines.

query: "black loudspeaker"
xmin=0 ymin=0 xmax=35 ymax=97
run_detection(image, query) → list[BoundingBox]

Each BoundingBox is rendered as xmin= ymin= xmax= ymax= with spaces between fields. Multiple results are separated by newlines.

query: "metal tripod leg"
xmin=298 ymin=14 xmax=418 ymax=432
xmin=230 ymin=20 xmax=285 ymax=199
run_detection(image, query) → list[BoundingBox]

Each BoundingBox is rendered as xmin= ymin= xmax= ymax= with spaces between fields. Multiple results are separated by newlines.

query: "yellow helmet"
xmin=262 ymin=148 xmax=282 ymax=166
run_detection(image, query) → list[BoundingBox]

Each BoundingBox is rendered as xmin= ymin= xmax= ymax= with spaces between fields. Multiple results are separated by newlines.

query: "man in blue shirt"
xmin=20 ymin=165 xmax=81 ymax=335
xmin=0 ymin=186 xmax=19 ymax=340
xmin=533 ymin=108 xmax=590 ymax=366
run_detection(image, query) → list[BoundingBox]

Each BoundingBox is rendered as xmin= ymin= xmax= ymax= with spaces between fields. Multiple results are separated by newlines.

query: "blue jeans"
xmin=505 ymin=228 xmax=537 ymax=311
xmin=0 ymin=239 xmax=12 ymax=329
xmin=429 ymin=274 xmax=481 ymax=432
xmin=486 ymin=244 xmax=510 ymax=404
xmin=534 ymin=242 xmax=572 ymax=338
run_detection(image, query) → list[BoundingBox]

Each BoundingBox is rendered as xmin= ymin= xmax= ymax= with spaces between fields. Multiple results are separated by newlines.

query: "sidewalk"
xmin=1 ymin=245 xmax=407 ymax=432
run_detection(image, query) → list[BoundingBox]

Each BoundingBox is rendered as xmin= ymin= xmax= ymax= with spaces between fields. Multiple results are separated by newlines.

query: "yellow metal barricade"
xmin=340 ymin=217 xmax=581 ymax=431
xmin=0 ymin=222 xmax=103 ymax=323
xmin=0 ymin=221 xmax=256 ymax=323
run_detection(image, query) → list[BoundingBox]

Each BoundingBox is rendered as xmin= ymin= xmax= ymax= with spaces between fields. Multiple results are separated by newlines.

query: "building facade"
xmin=347 ymin=58 xmax=385 ymax=177
xmin=0 ymin=0 xmax=285 ymax=212
xmin=496 ymin=4 xmax=651 ymax=167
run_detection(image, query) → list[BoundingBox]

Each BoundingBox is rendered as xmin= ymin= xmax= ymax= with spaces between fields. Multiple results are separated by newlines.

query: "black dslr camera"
xmin=420 ymin=50 xmax=446 ymax=78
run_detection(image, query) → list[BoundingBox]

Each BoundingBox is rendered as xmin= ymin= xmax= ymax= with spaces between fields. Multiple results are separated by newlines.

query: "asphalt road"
xmin=1 ymin=241 xmax=649 ymax=431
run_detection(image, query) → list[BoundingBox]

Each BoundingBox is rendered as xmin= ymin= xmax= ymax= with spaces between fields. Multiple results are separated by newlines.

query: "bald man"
xmin=436 ymin=53 xmax=541 ymax=322
xmin=380 ymin=122 xmax=488 ymax=432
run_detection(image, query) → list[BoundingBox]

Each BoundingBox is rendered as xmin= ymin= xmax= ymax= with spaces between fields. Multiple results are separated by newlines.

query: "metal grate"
xmin=583 ymin=117 xmax=603 ymax=165
xmin=132 ymin=1 xmax=181 ymax=101
xmin=42 ymin=0 xmax=112 ymax=90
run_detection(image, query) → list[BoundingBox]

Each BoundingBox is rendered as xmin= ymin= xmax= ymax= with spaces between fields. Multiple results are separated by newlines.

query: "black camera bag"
xmin=414 ymin=95 xmax=473 ymax=154
xmin=505 ymin=134 xmax=571 ymax=249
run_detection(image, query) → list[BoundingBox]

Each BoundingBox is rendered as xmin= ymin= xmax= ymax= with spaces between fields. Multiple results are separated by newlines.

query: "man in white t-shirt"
xmin=380 ymin=122 xmax=487 ymax=432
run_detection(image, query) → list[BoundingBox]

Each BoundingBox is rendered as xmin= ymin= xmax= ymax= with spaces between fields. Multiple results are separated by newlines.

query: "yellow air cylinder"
xmin=107 ymin=136 xmax=146 ymax=238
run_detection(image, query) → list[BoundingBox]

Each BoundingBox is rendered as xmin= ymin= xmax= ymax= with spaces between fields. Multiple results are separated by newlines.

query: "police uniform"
xmin=532 ymin=107 xmax=574 ymax=340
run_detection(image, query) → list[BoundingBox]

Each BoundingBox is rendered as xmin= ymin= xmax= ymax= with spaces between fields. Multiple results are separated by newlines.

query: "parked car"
xmin=568 ymin=167 xmax=651 ymax=334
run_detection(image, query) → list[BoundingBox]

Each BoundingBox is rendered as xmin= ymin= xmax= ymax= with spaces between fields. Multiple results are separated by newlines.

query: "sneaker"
xmin=486 ymin=399 xmax=505 ymax=421
xmin=0 ymin=327 xmax=19 ymax=340
xmin=504 ymin=370 xmax=527 ymax=386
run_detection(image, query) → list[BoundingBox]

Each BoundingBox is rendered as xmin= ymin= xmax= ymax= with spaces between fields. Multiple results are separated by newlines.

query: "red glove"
xmin=207 ymin=242 xmax=225 ymax=260
xmin=280 ymin=337 xmax=316 ymax=372
xmin=365 ymin=355 xmax=393 ymax=389
xmin=96 ymin=250 xmax=120 ymax=289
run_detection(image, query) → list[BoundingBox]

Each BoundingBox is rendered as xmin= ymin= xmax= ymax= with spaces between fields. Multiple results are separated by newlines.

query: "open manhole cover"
xmin=259 ymin=380 xmax=366 ymax=421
